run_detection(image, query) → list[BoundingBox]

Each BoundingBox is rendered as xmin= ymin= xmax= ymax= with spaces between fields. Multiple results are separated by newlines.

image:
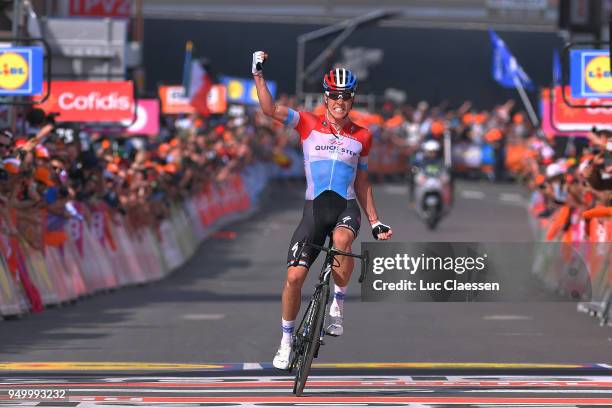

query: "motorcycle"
xmin=413 ymin=164 xmax=452 ymax=230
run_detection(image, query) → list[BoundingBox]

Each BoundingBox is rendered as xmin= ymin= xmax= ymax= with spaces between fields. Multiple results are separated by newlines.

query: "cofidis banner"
xmin=569 ymin=50 xmax=612 ymax=98
xmin=36 ymin=81 xmax=134 ymax=122
xmin=0 ymin=47 xmax=43 ymax=96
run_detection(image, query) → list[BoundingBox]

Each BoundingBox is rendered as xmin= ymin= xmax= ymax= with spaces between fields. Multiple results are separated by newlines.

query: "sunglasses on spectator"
xmin=326 ymin=91 xmax=354 ymax=101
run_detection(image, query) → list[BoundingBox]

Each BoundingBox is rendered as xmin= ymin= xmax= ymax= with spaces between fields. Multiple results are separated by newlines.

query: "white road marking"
xmin=181 ymin=313 xmax=225 ymax=321
xmin=382 ymin=185 xmax=409 ymax=195
xmin=499 ymin=193 xmax=525 ymax=203
xmin=242 ymin=363 xmax=263 ymax=370
xmin=483 ymin=315 xmax=533 ymax=321
xmin=461 ymin=190 xmax=486 ymax=199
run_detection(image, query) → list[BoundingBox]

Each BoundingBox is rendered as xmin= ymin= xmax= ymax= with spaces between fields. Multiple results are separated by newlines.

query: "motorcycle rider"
xmin=410 ymin=139 xmax=445 ymax=202
xmin=415 ymin=139 xmax=444 ymax=169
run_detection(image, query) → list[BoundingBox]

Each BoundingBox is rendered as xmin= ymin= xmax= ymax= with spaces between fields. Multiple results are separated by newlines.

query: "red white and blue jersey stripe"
xmin=284 ymin=108 xmax=371 ymax=200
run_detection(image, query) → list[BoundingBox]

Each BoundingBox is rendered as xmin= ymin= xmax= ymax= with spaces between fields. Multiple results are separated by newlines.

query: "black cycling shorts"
xmin=287 ymin=190 xmax=361 ymax=269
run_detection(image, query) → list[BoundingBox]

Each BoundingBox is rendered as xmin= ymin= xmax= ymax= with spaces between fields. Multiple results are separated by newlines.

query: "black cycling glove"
xmin=371 ymin=221 xmax=391 ymax=240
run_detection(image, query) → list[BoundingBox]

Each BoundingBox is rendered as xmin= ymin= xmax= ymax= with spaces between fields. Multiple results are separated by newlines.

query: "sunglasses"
xmin=326 ymin=91 xmax=354 ymax=101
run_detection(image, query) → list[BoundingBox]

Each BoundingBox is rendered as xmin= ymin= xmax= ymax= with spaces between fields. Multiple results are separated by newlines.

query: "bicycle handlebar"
xmin=294 ymin=241 xmax=370 ymax=284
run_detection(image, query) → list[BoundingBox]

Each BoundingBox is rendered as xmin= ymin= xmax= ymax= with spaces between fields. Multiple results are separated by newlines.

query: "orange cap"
xmin=106 ymin=163 xmax=120 ymax=174
xmin=2 ymin=158 xmax=21 ymax=174
xmin=385 ymin=114 xmax=404 ymax=129
xmin=223 ymin=131 xmax=234 ymax=143
xmin=102 ymin=140 xmax=111 ymax=149
xmin=164 ymin=163 xmax=178 ymax=174
xmin=430 ymin=121 xmax=445 ymax=136
xmin=485 ymin=128 xmax=503 ymax=143
xmin=534 ymin=174 xmax=546 ymax=185
xmin=35 ymin=145 xmax=50 ymax=159
xmin=512 ymin=113 xmax=524 ymax=124
xmin=34 ymin=167 xmax=55 ymax=187
xmin=158 ymin=143 xmax=170 ymax=157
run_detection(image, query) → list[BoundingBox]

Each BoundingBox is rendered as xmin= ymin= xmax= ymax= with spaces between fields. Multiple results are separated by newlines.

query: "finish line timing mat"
xmin=2 ymin=364 xmax=612 ymax=407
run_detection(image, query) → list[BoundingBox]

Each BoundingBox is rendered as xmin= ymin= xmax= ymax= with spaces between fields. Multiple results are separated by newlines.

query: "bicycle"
xmin=288 ymin=237 xmax=369 ymax=396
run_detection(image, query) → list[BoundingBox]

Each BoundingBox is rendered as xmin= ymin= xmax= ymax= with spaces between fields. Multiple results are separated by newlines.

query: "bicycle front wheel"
xmin=294 ymin=285 xmax=328 ymax=396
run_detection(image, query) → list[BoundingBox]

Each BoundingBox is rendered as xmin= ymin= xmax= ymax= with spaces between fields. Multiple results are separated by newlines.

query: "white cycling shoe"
xmin=325 ymin=314 xmax=343 ymax=337
xmin=273 ymin=342 xmax=292 ymax=370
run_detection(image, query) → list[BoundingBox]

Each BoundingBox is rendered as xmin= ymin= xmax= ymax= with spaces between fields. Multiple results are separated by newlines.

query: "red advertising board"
xmin=36 ymin=81 xmax=134 ymax=123
xmin=543 ymin=86 xmax=612 ymax=131
xmin=69 ymin=0 xmax=131 ymax=18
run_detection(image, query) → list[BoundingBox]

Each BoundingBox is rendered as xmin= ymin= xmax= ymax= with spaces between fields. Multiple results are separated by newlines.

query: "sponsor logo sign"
xmin=69 ymin=0 xmax=131 ymax=17
xmin=220 ymin=76 xmax=276 ymax=105
xmin=159 ymin=85 xmax=194 ymax=114
xmin=0 ymin=47 xmax=43 ymax=96
xmin=122 ymin=99 xmax=159 ymax=136
xmin=542 ymin=86 xmax=612 ymax=131
xmin=158 ymin=84 xmax=227 ymax=115
xmin=36 ymin=81 xmax=134 ymax=122
xmin=569 ymin=49 xmax=612 ymax=98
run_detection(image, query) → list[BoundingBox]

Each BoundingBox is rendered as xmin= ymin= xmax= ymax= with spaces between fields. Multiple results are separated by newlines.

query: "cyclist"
xmin=252 ymin=51 xmax=393 ymax=370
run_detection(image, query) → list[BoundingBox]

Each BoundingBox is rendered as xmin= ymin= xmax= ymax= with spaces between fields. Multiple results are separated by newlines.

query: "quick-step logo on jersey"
xmin=287 ymin=110 xmax=371 ymax=200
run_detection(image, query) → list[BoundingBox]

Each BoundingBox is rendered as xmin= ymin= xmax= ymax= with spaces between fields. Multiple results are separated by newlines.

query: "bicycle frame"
xmin=288 ymin=237 xmax=369 ymax=396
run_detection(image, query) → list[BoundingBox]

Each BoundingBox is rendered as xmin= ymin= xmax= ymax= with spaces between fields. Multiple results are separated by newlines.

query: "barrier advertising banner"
xmin=36 ymin=81 xmax=134 ymax=122
xmin=0 ymin=47 xmax=43 ymax=96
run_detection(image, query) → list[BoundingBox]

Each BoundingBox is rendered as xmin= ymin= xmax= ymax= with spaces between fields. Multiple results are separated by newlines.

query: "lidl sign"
xmin=220 ymin=76 xmax=276 ymax=106
xmin=569 ymin=49 xmax=612 ymax=99
xmin=0 ymin=46 xmax=43 ymax=96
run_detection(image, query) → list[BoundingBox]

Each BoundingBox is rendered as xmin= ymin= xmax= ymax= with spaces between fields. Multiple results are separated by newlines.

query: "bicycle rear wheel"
xmin=293 ymin=285 xmax=328 ymax=396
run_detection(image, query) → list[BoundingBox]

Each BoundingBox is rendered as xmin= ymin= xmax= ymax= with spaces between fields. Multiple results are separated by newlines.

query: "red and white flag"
xmin=188 ymin=61 xmax=213 ymax=117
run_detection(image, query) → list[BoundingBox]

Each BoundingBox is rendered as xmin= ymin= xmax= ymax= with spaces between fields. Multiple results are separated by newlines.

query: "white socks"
xmin=281 ymin=318 xmax=295 ymax=346
xmin=330 ymin=284 xmax=347 ymax=317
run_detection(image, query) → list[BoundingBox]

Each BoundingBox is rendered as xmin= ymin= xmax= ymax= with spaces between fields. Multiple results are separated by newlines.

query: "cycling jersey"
xmin=285 ymin=109 xmax=371 ymax=200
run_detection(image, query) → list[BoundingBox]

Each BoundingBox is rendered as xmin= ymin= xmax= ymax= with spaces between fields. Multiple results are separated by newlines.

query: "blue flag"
xmin=552 ymin=48 xmax=561 ymax=86
xmin=488 ymin=29 xmax=534 ymax=90
xmin=181 ymin=41 xmax=193 ymax=96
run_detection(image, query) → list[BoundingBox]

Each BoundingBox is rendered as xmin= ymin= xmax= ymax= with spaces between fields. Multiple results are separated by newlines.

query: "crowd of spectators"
xmin=517 ymin=127 xmax=611 ymax=240
xmin=0 ymin=104 xmax=299 ymax=252
xmin=353 ymin=98 xmax=611 ymax=233
xmin=0 ymin=96 xmax=609 ymax=254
